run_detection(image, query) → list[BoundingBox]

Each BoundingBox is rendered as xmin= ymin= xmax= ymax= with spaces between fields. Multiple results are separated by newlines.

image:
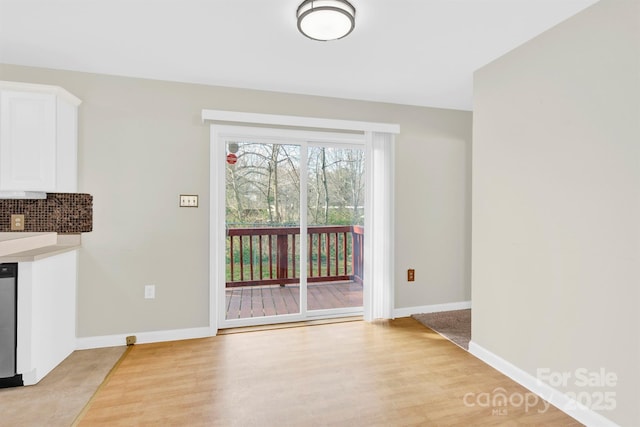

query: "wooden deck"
xmin=225 ymin=280 xmax=362 ymax=319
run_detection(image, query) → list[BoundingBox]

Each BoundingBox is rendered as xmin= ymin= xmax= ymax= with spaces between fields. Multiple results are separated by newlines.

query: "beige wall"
xmin=472 ymin=0 xmax=639 ymax=425
xmin=0 ymin=63 xmax=472 ymax=336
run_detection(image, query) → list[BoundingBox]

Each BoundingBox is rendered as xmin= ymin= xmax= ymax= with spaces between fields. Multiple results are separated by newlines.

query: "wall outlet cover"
xmin=144 ymin=284 xmax=156 ymax=299
xmin=10 ymin=214 xmax=25 ymax=231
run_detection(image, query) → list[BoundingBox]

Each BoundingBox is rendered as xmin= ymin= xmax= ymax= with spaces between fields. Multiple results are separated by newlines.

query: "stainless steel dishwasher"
xmin=0 ymin=263 xmax=22 ymax=388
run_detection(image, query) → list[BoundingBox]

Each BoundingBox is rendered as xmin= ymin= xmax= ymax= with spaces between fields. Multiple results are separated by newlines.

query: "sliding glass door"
xmin=306 ymin=145 xmax=364 ymax=315
xmin=216 ymin=126 xmax=365 ymax=328
xmin=224 ymin=140 xmax=302 ymax=321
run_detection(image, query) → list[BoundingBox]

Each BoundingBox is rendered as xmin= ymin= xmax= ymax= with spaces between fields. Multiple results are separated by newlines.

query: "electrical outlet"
xmin=407 ymin=269 xmax=415 ymax=282
xmin=179 ymin=195 xmax=198 ymax=207
xmin=126 ymin=335 xmax=137 ymax=346
xmin=144 ymin=284 xmax=155 ymax=299
xmin=10 ymin=214 xmax=25 ymax=231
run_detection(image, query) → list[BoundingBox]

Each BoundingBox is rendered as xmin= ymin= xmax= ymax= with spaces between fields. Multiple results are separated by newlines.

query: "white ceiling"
xmin=0 ymin=0 xmax=599 ymax=111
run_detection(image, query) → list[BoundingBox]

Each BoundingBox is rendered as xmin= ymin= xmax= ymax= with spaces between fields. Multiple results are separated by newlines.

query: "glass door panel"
xmin=306 ymin=145 xmax=364 ymax=313
xmin=225 ymin=141 xmax=301 ymax=321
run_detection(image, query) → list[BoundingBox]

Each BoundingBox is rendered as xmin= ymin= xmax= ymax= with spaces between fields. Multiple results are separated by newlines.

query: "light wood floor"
xmin=77 ymin=318 xmax=582 ymax=426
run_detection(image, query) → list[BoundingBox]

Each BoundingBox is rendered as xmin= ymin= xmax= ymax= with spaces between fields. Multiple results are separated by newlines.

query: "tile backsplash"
xmin=0 ymin=193 xmax=93 ymax=233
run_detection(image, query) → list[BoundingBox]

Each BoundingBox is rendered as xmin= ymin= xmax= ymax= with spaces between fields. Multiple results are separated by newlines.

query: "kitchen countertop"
xmin=0 ymin=233 xmax=81 ymax=262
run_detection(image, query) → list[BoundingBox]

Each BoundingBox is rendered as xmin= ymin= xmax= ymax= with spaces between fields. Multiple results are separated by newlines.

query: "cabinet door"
xmin=0 ymin=91 xmax=57 ymax=191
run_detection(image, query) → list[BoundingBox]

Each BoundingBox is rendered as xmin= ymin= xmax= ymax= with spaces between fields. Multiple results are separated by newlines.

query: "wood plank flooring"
xmin=77 ymin=318 xmax=582 ymax=426
xmin=225 ymin=281 xmax=363 ymax=319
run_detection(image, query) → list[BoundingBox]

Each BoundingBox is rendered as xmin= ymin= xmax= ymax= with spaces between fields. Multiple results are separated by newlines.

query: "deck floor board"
xmin=225 ymin=281 xmax=362 ymax=319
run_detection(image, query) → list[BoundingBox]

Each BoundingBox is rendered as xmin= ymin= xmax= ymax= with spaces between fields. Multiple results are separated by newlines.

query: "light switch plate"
xmin=180 ymin=195 xmax=198 ymax=207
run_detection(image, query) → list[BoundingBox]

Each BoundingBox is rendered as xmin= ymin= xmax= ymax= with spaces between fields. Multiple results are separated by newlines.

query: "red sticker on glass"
xmin=226 ymin=153 xmax=238 ymax=165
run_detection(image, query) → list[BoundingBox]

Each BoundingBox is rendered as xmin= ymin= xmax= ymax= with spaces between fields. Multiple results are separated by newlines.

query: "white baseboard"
xmin=468 ymin=341 xmax=620 ymax=427
xmin=20 ymin=369 xmax=38 ymax=386
xmin=76 ymin=302 xmax=473 ymax=349
xmin=76 ymin=326 xmax=214 ymax=350
xmin=394 ymin=300 xmax=471 ymax=318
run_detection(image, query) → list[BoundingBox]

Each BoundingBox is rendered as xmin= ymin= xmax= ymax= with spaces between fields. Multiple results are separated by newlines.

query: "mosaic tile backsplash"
xmin=0 ymin=193 xmax=93 ymax=233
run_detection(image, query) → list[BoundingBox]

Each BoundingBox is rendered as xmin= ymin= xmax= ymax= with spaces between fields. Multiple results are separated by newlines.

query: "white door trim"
xmin=205 ymin=112 xmax=399 ymax=334
xmin=202 ymin=109 xmax=400 ymax=134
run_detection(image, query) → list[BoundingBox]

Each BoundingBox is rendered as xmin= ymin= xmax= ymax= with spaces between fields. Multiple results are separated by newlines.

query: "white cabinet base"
xmin=16 ymin=250 xmax=77 ymax=385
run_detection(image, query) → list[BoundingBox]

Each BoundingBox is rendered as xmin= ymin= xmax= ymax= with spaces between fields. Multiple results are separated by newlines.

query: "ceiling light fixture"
xmin=297 ymin=0 xmax=356 ymax=41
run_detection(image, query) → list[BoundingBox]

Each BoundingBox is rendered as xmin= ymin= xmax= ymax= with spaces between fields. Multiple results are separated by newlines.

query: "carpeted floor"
xmin=412 ymin=309 xmax=471 ymax=350
xmin=0 ymin=346 xmax=126 ymax=427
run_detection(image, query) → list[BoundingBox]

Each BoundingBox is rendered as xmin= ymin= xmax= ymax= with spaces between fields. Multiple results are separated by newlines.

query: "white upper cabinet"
xmin=0 ymin=81 xmax=81 ymax=192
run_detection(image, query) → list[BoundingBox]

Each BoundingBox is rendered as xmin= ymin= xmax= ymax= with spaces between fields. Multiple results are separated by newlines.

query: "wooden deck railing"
xmin=226 ymin=225 xmax=364 ymax=288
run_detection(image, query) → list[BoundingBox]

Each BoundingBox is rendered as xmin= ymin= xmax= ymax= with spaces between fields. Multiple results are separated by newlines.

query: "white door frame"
xmin=204 ymin=110 xmax=399 ymax=334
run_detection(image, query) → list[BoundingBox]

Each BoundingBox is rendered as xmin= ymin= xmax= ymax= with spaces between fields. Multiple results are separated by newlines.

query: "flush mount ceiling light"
xmin=297 ymin=0 xmax=356 ymax=41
